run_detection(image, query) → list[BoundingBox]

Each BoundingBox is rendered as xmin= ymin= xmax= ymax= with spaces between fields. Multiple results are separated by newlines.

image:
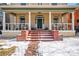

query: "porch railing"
xmin=52 ymin=23 xmax=72 ymax=30
xmin=5 ymin=23 xmax=28 ymax=30
xmin=5 ymin=23 xmax=72 ymax=31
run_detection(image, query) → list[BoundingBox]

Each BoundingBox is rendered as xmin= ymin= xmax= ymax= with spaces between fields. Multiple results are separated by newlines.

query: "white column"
xmin=72 ymin=12 xmax=74 ymax=31
xmin=9 ymin=14 xmax=14 ymax=30
xmin=49 ymin=12 xmax=52 ymax=30
xmin=3 ymin=12 xmax=5 ymax=31
xmin=29 ymin=12 xmax=31 ymax=30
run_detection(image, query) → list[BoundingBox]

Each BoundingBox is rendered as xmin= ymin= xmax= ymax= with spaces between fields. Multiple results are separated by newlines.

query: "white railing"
xmin=52 ymin=23 xmax=72 ymax=30
xmin=5 ymin=23 xmax=28 ymax=30
xmin=5 ymin=23 xmax=72 ymax=31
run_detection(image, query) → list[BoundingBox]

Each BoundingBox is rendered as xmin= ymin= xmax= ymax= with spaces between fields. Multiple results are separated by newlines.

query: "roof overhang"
xmin=0 ymin=6 xmax=76 ymax=12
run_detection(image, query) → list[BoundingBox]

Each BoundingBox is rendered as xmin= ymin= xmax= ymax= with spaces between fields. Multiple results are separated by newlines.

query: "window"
xmin=70 ymin=13 xmax=72 ymax=23
xmin=38 ymin=3 xmax=42 ymax=5
xmin=21 ymin=3 xmax=26 ymax=5
xmin=67 ymin=3 xmax=78 ymax=6
xmin=0 ymin=21 xmax=2 ymax=30
xmin=77 ymin=19 xmax=79 ymax=23
xmin=53 ymin=17 xmax=58 ymax=23
xmin=20 ymin=16 xmax=25 ymax=23
xmin=0 ymin=12 xmax=3 ymax=16
xmin=76 ymin=3 xmax=79 ymax=5
xmin=51 ymin=3 xmax=57 ymax=5
xmin=0 ymin=3 xmax=7 ymax=5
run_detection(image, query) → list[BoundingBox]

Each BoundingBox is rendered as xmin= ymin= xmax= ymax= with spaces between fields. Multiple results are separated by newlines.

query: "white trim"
xmin=72 ymin=12 xmax=74 ymax=31
xmin=59 ymin=30 xmax=75 ymax=32
xmin=3 ymin=12 xmax=5 ymax=30
xmin=29 ymin=12 xmax=31 ymax=30
xmin=49 ymin=12 xmax=52 ymax=30
xmin=2 ymin=30 xmax=75 ymax=32
xmin=42 ymin=24 xmax=45 ymax=29
xmin=52 ymin=30 xmax=75 ymax=32
xmin=2 ymin=30 xmax=28 ymax=33
xmin=2 ymin=30 xmax=21 ymax=32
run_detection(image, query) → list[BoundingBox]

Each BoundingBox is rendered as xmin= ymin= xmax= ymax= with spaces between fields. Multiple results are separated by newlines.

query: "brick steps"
xmin=28 ymin=36 xmax=53 ymax=37
xmin=27 ymin=30 xmax=53 ymax=41
xmin=27 ymin=37 xmax=53 ymax=40
xmin=16 ymin=30 xmax=63 ymax=41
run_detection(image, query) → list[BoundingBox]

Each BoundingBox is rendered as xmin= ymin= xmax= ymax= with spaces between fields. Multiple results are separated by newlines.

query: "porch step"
xmin=28 ymin=34 xmax=52 ymax=36
xmin=25 ymin=39 xmax=53 ymax=41
xmin=28 ymin=31 xmax=53 ymax=40
xmin=16 ymin=30 xmax=62 ymax=41
xmin=28 ymin=36 xmax=53 ymax=37
xmin=29 ymin=32 xmax=51 ymax=34
xmin=27 ymin=30 xmax=53 ymax=40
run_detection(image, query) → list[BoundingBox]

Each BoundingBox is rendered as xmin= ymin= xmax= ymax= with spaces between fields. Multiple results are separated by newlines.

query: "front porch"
xmin=2 ymin=12 xmax=74 ymax=31
xmin=0 ymin=7 xmax=76 ymax=37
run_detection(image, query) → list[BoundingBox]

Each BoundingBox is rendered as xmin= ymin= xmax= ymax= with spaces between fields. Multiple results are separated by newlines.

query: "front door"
xmin=37 ymin=19 xmax=42 ymax=29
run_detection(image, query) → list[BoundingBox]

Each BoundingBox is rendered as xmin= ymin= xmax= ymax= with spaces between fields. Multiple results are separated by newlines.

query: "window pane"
xmin=0 ymin=12 xmax=3 ymax=16
xmin=20 ymin=16 xmax=25 ymax=23
xmin=53 ymin=18 xmax=58 ymax=23
xmin=38 ymin=3 xmax=42 ymax=5
xmin=21 ymin=3 xmax=26 ymax=5
xmin=51 ymin=3 xmax=57 ymax=5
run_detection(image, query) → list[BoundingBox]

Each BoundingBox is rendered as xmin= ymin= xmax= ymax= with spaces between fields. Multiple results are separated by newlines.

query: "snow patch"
xmin=38 ymin=37 xmax=79 ymax=56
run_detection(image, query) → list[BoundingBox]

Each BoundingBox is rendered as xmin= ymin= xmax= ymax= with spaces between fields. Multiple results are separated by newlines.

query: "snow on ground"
xmin=1 ymin=38 xmax=30 ymax=56
xmin=1 ymin=37 xmax=79 ymax=56
xmin=38 ymin=37 xmax=79 ymax=56
xmin=11 ymin=41 xmax=29 ymax=56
